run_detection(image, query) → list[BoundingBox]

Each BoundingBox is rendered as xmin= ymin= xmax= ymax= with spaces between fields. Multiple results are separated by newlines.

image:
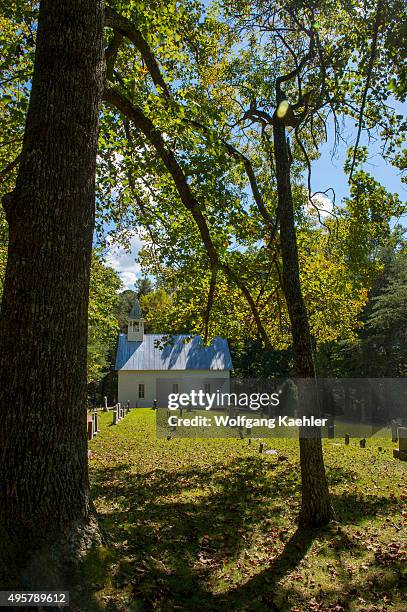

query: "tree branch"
xmin=105 ymin=31 xmax=124 ymax=81
xmin=105 ymin=5 xmax=171 ymax=97
xmin=203 ymin=266 xmax=218 ymax=344
xmin=349 ymin=4 xmax=381 ymax=181
xmin=103 ymin=86 xmax=272 ymax=349
xmin=0 ymin=154 xmax=21 ymax=184
xmin=104 ymin=5 xmax=278 ymax=243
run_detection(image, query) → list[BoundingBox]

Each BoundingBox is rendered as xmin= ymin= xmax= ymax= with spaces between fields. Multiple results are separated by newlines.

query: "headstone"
xmin=127 ymin=400 xmax=130 ymax=413
xmin=398 ymin=427 xmax=407 ymax=451
xmin=393 ymin=427 xmax=407 ymax=461
xmin=391 ymin=419 xmax=401 ymax=443
xmin=360 ymin=438 xmax=366 ymax=448
xmin=326 ymin=414 xmax=335 ymax=439
xmin=345 ymin=433 xmax=350 ymax=445
xmin=94 ymin=412 xmax=99 ymax=435
xmin=153 ymin=399 xmax=157 ymax=410
xmin=103 ymin=396 xmax=108 ymax=412
xmin=259 ymin=442 xmax=264 ymax=453
xmin=87 ymin=414 xmax=93 ymax=440
xmin=112 ymin=406 xmax=118 ymax=425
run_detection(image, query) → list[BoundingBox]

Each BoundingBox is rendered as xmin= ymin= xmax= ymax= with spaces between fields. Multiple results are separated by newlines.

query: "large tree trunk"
xmin=273 ymin=116 xmax=333 ymax=527
xmin=0 ymin=0 xmax=105 ymax=586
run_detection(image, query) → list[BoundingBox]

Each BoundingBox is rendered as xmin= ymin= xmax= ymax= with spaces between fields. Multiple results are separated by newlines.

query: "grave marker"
xmin=94 ymin=412 xmax=98 ymax=435
xmin=87 ymin=414 xmax=93 ymax=440
xmin=391 ymin=419 xmax=401 ymax=443
xmin=326 ymin=414 xmax=335 ymax=439
xmin=393 ymin=426 xmax=407 ymax=461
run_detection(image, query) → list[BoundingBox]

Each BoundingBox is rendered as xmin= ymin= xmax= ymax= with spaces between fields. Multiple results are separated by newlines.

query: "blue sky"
xmin=312 ymin=116 xmax=406 ymax=205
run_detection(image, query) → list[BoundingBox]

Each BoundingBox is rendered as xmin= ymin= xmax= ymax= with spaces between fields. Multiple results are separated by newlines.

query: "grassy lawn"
xmin=89 ymin=409 xmax=406 ymax=611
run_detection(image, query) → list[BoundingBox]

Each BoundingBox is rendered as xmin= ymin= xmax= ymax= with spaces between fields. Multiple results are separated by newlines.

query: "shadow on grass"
xmin=86 ymin=454 xmax=403 ymax=610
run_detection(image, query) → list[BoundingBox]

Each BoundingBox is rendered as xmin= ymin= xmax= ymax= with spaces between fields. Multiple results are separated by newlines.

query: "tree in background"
xmin=140 ymin=286 xmax=173 ymax=333
xmin=88 ymin=255 xmax=122 ymax=386
xmin=317 ymin=230 xmax=407 ymax=377
xmin=135 ymin=276 xmax=153 ymax=299
xmin=113 ymin=289 xmax=137 ymax=332
xmin=366 ymin=246 xmax=407 ymax=376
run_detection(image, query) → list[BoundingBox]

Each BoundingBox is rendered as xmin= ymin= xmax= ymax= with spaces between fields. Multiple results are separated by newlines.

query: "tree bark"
xmin=273 ymin=116 xmax=333 ymax=527
xmin=0 ymin=0 xmax=105 ymax=584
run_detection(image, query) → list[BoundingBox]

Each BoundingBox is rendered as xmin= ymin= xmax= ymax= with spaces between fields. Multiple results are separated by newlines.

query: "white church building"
xmin=115 ymin=299 xmax=233 ymax=407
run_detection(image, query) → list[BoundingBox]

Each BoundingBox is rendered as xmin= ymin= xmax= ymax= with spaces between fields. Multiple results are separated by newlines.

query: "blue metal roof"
xmin=115 ymin=334 xmax=233 ymax=371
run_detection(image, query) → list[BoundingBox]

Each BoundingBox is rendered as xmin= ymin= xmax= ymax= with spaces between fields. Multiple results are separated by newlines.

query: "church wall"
xmin=118 ymin=369 xmax=230 ymax=408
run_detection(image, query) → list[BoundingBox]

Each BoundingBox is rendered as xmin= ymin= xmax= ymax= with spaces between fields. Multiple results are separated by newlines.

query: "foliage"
xmin=230 ymin=339 xmax=292 ymax=378
xmin=135 ymin=276 xmax=153 ymax=298
xmin=138 ymin=211 xmax=382 ymax=348
xmin=88 ymin=254 xmax=122 ymax=384
xmin=1 ymin=0 xmax=405 ymax=375
xmin=112 ymin=289 xmax=138 ymax=332
xmin=0 ymin=1 xmax=36 ymax=186
xmin=140 ymin=286 xmax=173 ymax=333
xmin=316 ymin=231 xmax=407 ymax=376
xmin=367 ymin=248 xmax=407 ymax=358
xmin=94 ymin=0 xmax=406 ymax=370
xmin=0 ymin=2 xmax=37 ymax=299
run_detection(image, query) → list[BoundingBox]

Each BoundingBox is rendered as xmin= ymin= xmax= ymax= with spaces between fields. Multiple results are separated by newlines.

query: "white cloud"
xmin=105 ymin=233 xmax=143 ymax=290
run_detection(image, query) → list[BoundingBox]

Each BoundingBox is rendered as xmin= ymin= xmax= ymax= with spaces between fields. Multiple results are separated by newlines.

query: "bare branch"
xmin=349 ymin=4 xmax=381 ymax=181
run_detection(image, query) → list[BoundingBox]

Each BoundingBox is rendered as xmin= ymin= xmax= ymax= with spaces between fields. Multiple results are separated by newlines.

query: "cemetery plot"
xmin=88 ymin=409 xmax=407 ymax=612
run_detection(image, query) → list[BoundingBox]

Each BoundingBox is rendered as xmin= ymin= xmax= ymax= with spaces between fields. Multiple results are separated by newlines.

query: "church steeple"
xmin=127 ymin=298 xmax=144 ymax=341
